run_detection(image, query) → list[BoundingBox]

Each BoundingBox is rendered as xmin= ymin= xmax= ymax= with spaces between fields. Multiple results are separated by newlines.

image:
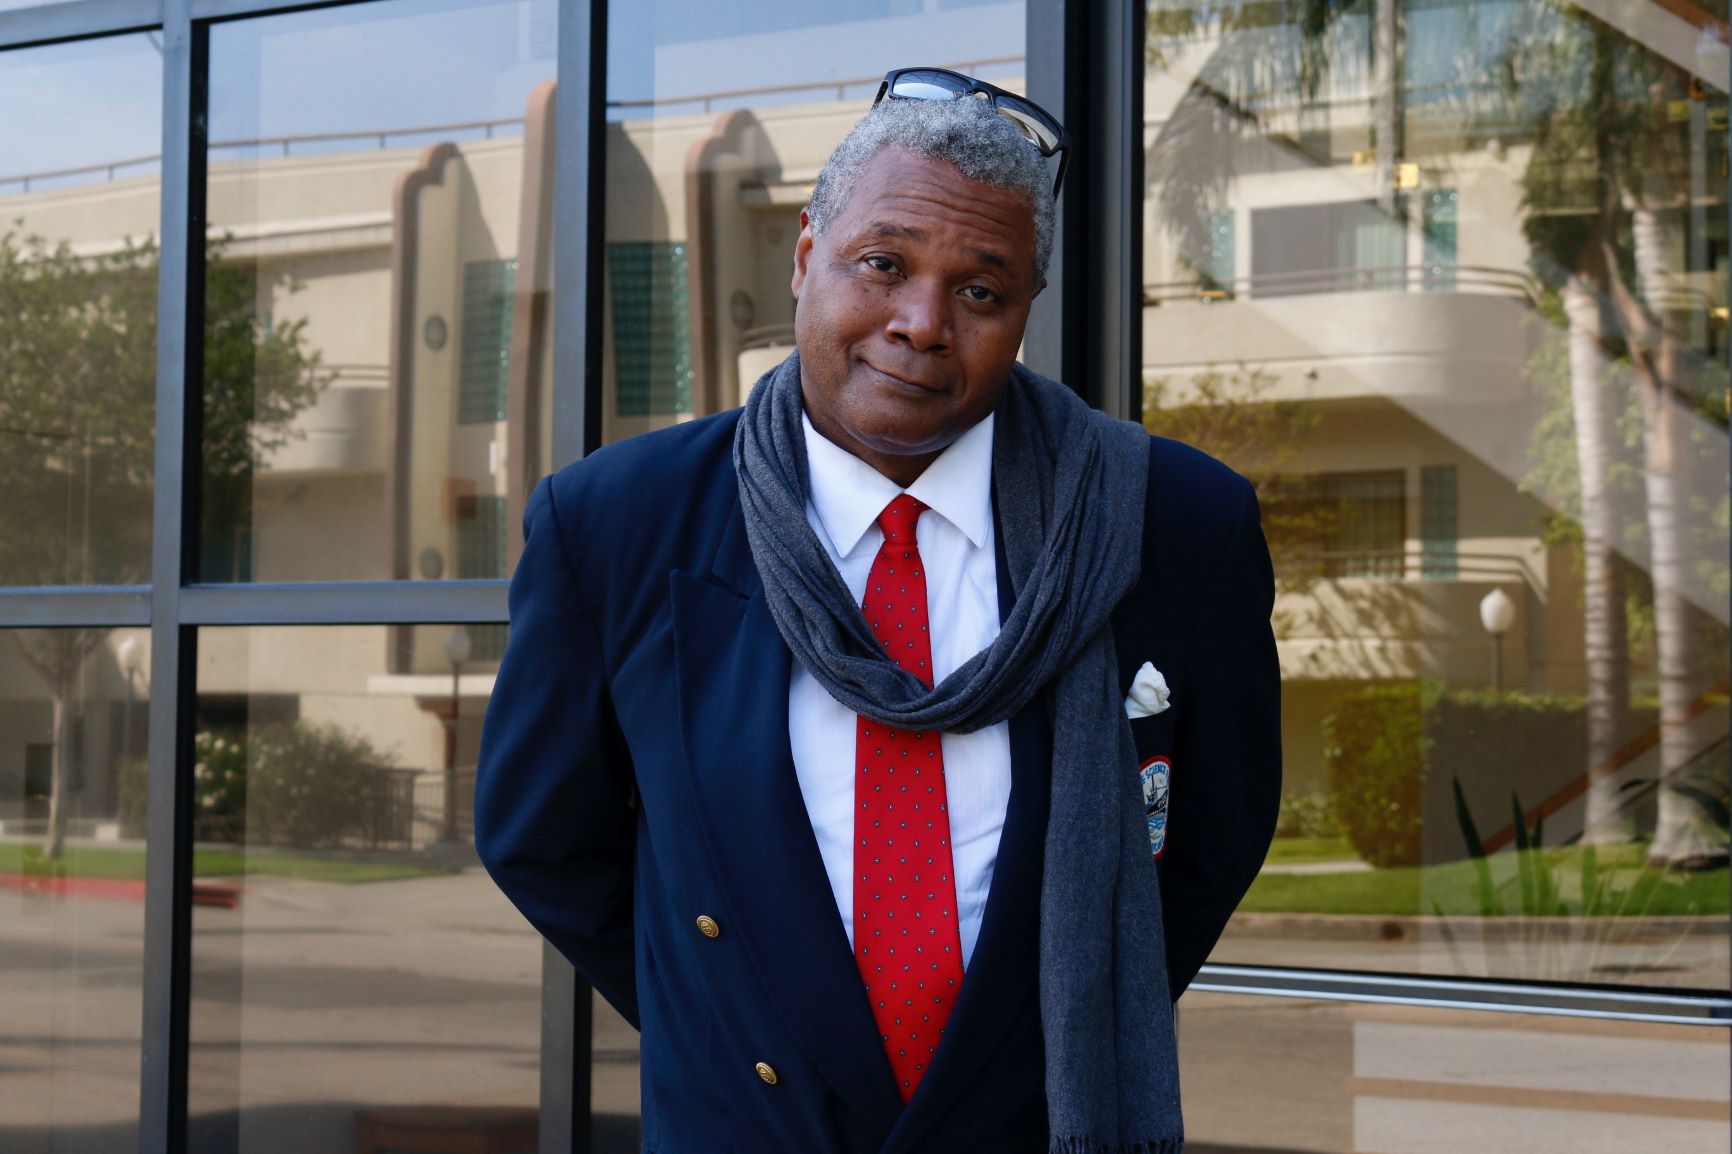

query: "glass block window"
xmin=1422 ymin=188 xmax=1457 ymax=293
xmin=455 ymin=495 xmax=509 ymax=660
xmin=1201 ymin=209 xmax=1235 ymax=294
xmin=1420 ymin=464 xmax=1460 ymax=578
xmin=609 ymin=241 xmax=694 ymax=416
xmin=459 ymin=259 xmax=517 ymax=425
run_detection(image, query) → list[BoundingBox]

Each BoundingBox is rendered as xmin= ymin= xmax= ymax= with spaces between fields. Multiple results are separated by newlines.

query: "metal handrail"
xmin=0 ymin=115 xmax=528 ymax=194
xmin=604 ymin=55 xmax=1025 ymax=113
xmin=741 ymin=323 xmax=796 ymax=351
xmin=0 ymin=50 xmax=1027 ymax=192
xmin=0 ymin=153 xmax=163 ymax=194
xmin=207 ymin=116 xmax=527 ymax=157
xmin=1144 ymin=263 xmax=1542 ymax=306
xmin=1299 ymin=547 xmax=1543 ymax=594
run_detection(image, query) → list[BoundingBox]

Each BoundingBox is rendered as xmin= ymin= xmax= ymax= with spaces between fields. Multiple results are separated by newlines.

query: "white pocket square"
xmin=1124 ymin=661 xmax=1172 ymax=718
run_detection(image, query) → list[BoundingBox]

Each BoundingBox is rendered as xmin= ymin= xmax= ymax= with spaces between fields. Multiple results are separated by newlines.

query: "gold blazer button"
xmin=755 ymin=1062 xmax=778 ymax=1085
xmin=695 ymin=915 xmax=721 ymax=938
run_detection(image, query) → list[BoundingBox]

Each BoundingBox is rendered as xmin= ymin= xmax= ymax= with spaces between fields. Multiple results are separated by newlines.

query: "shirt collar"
xmin=802 ymin=409 xmax=995 ymax=559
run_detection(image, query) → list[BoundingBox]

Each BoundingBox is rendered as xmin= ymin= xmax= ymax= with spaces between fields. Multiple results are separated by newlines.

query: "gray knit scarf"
xmin=733 ymin=349 xmax=1182 ymax=1154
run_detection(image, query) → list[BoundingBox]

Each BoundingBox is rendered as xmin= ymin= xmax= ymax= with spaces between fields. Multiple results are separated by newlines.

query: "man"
xmin=475 ymin=71 xmax=1280 ymax=1154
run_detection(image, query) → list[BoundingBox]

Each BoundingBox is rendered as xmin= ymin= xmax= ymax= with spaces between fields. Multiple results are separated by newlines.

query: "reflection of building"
xmin=3 ymin=2 xmax=1729 ymax=1146
xmin=1131 ymin=38 xmax=1731 ymax=847
xmin=0 ymin=633 xmax=139 ymax=836
xmin=5 ymin=47 xmax=1728 ymax=851
xmin=1 ymin=104 xmax=556 ymax=838
xmin=604 ymin=69 xmax=1729 ymax=846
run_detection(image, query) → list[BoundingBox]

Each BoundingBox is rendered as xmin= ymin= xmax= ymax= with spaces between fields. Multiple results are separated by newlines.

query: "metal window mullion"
xmin=1087 ymin=0 xmax=1142 ymax=422
xmin=545 ymin=0 xmax=608 ymax=1150
xmin=1192 ymin=965 xmax=1732 ymax=1027
xmin=1023 ymin=0 xmax=1143 ymax=424
xmin=178 ymin=580 xmax=510 ymax=625
xmin=137 ymin=6 xmax=201 ymax=1151
xmin=552 ymin=0 xmax=606 ymax=471
xmin=0 ymin=0 xmax=161 ymax=50
xmin=187 ymin=0 xmax=382 ymax=22
xmin=1022 ymin=0 xmax=1074 ymax=383
xmin=0 ymin=587 xmax=151 ymax=627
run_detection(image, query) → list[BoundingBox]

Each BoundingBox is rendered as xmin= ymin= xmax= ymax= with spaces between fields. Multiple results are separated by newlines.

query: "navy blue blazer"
xmin=474 ymin=407 xmax=1281 ymax=1154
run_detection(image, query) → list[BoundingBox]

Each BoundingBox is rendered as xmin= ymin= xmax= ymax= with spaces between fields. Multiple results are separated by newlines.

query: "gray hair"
xmin=808 ymin=95 xmax=1056 ymax=284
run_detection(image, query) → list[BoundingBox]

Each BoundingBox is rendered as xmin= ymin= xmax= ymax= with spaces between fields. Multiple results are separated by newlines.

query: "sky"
xmin=2 ymin=0 xmax=1022 ymax=188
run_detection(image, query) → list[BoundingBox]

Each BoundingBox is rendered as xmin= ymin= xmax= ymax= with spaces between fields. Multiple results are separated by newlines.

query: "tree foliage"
xmin=0 ymin=223 xmax=328 ymax=589
xmin=0 ymin=221 xmax=328 ymax=855
xmin=1143 ymin=364 xmax=1342 ymax=604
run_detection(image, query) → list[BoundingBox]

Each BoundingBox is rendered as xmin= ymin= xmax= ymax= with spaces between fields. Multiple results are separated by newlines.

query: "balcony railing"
xmin=604 ymin=55 xmax=1025 ymax=115
xmin=1 ymin=52 xmax=1026 ymax=193
xmin=741 ymin=323 xmax=797 ymax=351
xmin=1144 ymin=263 xmax=1541 ymax=306
xmin=0 ymin=116 xmax=530 ymax=195
xmin=1306 ymin=548 xmax=1542 ymax=594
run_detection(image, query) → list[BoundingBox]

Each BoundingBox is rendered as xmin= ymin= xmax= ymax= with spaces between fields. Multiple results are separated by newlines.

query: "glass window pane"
xmin=601 ymin=1 xmax=1028 ymax=445
xmin=202 ymin=0 xmax=557 ymax=584
xmin=596 ymin=2 xmax=1026 ymax=1137
xmin=186 ymin=624 xmax=539 ymax=1154
xmin=1144 ymin=0 xmax=1730 ymax=988
xmin=0 ymin=34 xmax=161 ymax=587
xmin=0 ymin=627 xmax=150 ymax=1149
xmin=1181 ymin=993 xmax=1731 ymax=1152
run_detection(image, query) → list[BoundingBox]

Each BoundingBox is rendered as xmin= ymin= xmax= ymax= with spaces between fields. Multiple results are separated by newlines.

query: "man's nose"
xmin=885 ymin=279 xmax=952 ymax=352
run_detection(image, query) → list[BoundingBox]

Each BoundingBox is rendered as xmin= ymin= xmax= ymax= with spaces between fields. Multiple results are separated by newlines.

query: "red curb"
xmin=0 ymin=874 xmax=241 ymax=907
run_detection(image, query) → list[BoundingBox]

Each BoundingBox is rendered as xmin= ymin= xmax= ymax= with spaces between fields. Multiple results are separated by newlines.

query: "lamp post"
xmin=1479 ymin=587 xmax=1517 ymax=691
xmin=441 ymin=626 xmax=472 ymax=843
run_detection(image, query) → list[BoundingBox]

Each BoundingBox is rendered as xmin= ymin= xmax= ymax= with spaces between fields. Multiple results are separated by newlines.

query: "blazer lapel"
xmin=881 ymin=512 xmax=1053 ymax=1154
xmin=670 ymin=500 xmax=905 ymax=1141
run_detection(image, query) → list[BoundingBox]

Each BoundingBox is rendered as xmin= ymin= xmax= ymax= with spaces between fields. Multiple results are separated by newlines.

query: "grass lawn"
xmin=1263 ymin=836 xmax=1359 ymax=865
xmin=0 ymin=841 xmax=453 ymax=885
xmin=1243 ymin=842 xmax=1729 ymax=918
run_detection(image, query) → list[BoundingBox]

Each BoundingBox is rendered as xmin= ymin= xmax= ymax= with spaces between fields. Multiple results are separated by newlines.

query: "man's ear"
xmin=791 ymin=207 xmax=815 ymax=299
xmin=1032 ymin=273 xmax=1048 ymax=300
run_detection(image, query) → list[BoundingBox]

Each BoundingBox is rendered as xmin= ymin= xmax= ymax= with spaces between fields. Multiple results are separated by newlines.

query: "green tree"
xmin=1505 ymin=9 xmax=1730 ymax=863
xmin=1143 ymin=365 xmax=1339 ymax=612
xmin=0 ymin=224 xmax=328 ymax=857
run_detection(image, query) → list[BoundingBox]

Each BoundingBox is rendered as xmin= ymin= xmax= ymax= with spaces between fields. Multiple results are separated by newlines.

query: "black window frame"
xmin=0 ymin=1 xmax=1726 ymax=1152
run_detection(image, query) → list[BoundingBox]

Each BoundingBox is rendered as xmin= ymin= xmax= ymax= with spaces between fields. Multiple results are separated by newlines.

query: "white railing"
xmin=0 ymin=115 xmax=528 ymax=195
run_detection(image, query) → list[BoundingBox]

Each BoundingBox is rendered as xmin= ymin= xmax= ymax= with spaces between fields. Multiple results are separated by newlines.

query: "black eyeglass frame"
xmin=872 ymin=66 xmax=1072 ymax=199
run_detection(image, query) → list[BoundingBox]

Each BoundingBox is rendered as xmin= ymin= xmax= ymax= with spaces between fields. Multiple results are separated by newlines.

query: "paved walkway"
xmin=1 ymin=865 xmax=1725 ymax=1153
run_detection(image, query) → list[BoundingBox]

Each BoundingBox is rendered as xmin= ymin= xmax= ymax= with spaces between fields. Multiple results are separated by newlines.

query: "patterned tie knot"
xmin=878 ymin=494 xmax=927 ymax=546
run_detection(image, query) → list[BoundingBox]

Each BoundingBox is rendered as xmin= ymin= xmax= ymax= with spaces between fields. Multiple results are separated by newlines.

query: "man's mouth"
xmin=863 ymin=361 xmax=945 ymax=393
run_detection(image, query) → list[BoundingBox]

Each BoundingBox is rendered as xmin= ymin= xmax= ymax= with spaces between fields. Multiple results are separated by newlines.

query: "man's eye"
xmin=865 ymin=256 xmax=897 ymax=274
xmin=962 ymin=285 xmax=999 ymax=304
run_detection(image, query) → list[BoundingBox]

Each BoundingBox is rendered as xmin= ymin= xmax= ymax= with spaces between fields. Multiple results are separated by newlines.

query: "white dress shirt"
xmin=789 ymin=411 xmax=1012 ymax=969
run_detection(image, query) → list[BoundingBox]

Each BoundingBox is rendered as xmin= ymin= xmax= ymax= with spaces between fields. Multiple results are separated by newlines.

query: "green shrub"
xmin=243 ymin=722 xmax=401 ymax=849
xmin=116 ymin=721 xmax=400 ymax=849
xmin=1275 ymin=788 xmax=1341 ymax=839
xmin=1322 ymin=682 xmax=1436 ymax=867
xmin=1323 ymin=683 xmax=1608 ymax=869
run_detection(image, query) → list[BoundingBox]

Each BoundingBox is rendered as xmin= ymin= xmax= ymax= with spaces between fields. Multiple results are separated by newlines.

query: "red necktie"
xmin=853 ymin=494 xmax=966 ymax=1102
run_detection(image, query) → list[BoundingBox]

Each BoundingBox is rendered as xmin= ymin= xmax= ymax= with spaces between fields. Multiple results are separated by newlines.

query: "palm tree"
xmin=1508 ymin=7 xmax=1728 ymax=863
xmin=1559 ymin=273 xmax=1638 ymax=842
xmin=1146 ymin=0 xmax=1385 ymax=282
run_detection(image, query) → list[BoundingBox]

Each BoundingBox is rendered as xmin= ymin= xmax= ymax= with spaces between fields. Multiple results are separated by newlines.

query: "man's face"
xmin=791 ymin=146 xmax=1042 ymax=485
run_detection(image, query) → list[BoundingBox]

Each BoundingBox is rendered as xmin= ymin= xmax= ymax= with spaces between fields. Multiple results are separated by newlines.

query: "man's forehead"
xmin=830 ymin=152 xmax=1037 ymax=274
